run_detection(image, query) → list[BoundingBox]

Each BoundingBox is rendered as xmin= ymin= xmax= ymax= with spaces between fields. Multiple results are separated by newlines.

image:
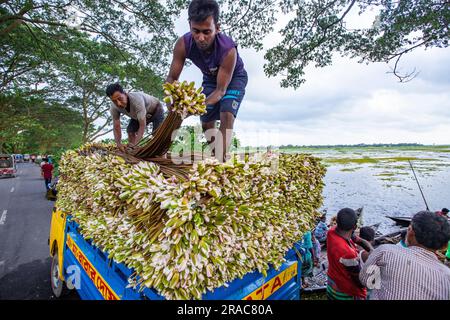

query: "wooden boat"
xmin=386 ymin=216 xmax=412 ymax=227
xmin=374 ymin=228 xmax=407 ymax=246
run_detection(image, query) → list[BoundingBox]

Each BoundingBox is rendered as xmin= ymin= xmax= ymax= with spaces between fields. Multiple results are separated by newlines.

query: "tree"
xmin=162 ymin=1 xmax=448 ymax=88
xmin=2 ymin=0 xmax=444 ymax=104
xmin=0 ymin=93 xmax=83 ymax=154
xmin=51 ymin=31 xmax=163 ymax=143
xmin=172 ymin=0 xmax=450 ymax=88
xmin=0 ymin=0 xmax=185 ymax=73
xmin=1 ymin=9 xmax=168 ymax=145
xmin=262 ymin=0 xmax=450 ymax=88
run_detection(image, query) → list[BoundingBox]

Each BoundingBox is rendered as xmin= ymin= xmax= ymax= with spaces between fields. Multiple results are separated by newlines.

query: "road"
xmin=0 ymin=162 xmax=78 ymax=299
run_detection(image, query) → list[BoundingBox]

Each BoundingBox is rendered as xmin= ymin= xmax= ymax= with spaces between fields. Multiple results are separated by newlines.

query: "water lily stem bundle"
xmin=56 ymin=145 xmax=326 ymax=300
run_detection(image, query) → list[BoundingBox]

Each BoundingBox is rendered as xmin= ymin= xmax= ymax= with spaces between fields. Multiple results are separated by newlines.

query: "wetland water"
xmin=302 ymin=147 xmax=450 ymax=234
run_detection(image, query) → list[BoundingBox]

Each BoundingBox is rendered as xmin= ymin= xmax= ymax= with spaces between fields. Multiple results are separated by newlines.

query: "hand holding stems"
xmin=117 ymin=143 xmax=137 ymax=153
xmin=117 ymin=143 xmax=126 ymax=152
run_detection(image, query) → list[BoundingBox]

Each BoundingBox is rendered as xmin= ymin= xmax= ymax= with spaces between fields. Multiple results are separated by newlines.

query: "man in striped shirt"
xmin=360 ymin=211 xmax=450 ymax=300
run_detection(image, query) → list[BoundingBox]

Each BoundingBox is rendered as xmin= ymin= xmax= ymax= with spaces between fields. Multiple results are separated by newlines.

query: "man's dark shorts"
xmin=200 ymin=70 xmax=248 ymax=123
xmin=127 ymin=107 xmax=165 ymax=134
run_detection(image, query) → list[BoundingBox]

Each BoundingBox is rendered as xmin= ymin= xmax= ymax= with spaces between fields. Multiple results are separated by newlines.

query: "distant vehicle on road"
xmin=14 ymin=154 xmax=24 ymax=163
xmin=0 ymin=154 xmax=17 ymax=178
xmin=23 ymin=154 xmax=30 ymax=162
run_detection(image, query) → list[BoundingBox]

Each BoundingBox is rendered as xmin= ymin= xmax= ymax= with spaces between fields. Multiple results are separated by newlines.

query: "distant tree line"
xmin=278 ymin=143 xmax=435 ymax=149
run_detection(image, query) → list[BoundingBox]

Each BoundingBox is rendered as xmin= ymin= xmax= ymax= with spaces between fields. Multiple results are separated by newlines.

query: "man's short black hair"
xmin=359 ymin=226 xmax=375 ymax=242
xmin=106 ymin=83 xmax=124 ymax=98
xmin=188 ymin=0 xmax=219 ymax=24
xmin=442 ymin=208 xmax=449 ymax=214
xmin=411 ymin=211 xmax=450 ymax=250
xmin=336 ymin=208 xmax=358 ymax=231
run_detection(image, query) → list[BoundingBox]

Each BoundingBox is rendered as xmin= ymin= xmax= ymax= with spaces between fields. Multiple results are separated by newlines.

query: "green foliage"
xmin=152 ymin=0 xmax=449 ymax=88
xmin=263 ymin=0 xmax=449 ymax=88
xmin=50 ymin=30 xmax=163 ymax=143
xmin=0 ymin=93 xmax=83 ymax=154
xmin=170 ymin=125 xmax=208 ymax=154
xmin=1 ymin=1 xmax=171 ymax=151
xmin=0 ymin=0 xmax=183 ymax=74
xmin=170 ymin=124 xmax=242 ymax=155
xmin=2 ymin=0 xmax=445 ymax=158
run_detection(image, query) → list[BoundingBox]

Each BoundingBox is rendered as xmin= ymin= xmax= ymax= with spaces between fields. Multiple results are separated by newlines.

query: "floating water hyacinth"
xmin=56 ymin=143 xmax=326 ymax=300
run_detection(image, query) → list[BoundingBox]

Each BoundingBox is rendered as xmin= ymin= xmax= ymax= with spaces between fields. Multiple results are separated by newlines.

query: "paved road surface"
xmin=0 ymin=162 xmax=78 ymax=299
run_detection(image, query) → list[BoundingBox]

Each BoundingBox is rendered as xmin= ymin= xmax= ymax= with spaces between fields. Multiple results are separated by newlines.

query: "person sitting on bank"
xmin=106 ymin=83 xmax=165 ymax=152
xmin=360 ymin=211 xmax=450 ymax=300
xmin=326 ymin=208 xmax=374 ymax=300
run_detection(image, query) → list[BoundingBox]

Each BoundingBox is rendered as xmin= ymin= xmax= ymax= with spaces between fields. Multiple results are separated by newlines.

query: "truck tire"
xmin=50 ymin=251 xmax=69 ymax=298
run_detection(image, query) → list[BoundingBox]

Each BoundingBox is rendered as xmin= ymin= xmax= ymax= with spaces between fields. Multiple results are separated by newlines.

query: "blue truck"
xmin=49 ymin=208 xmax=305 ymax=300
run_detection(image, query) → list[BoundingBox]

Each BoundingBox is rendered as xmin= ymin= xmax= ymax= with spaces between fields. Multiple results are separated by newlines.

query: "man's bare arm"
xmin=166 ymin=37 xmax=186 ymax=84
xmin=205 ymin=48 xmax=237 ymax=106
xmin=113 ymin=118 xmax=124 ymax=151
xmin=133 ymin=118 xmax=146 ymax=145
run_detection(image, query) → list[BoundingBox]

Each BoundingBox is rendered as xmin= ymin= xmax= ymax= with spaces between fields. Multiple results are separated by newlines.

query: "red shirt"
xmin=327 ymin=227 xmax=366 ymax=298
xmin=41 ymin=163 xmax=54 ymax=179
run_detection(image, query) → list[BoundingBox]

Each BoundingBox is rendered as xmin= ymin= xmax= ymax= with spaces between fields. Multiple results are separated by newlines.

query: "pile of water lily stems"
xmin=56 ymin=82 xmax=327 ymax=300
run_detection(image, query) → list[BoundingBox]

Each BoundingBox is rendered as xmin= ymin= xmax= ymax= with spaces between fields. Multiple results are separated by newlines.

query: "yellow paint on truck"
xmin=243 ymin=262 xmax=298 ymax=300
xmin=49 ymin=209 xmax=67 ymax=280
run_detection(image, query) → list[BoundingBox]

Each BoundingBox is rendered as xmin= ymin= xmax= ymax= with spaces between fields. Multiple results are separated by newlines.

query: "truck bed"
xmin=62 ymin=217 xmax=303 ymax=300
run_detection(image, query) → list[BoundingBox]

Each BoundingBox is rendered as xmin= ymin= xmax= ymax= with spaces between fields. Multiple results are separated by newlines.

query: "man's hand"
xmin=126 ymin=142 xmax=137 ymax=151
xmin=166 ymin=101 xmax=174 ymax=113
xmin=352 ymin=234 xmax=374 ymax=253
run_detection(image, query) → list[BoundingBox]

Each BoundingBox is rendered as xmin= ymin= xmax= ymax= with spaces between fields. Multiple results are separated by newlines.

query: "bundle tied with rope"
xmin=56 ymin=81 xmax=327 ymax=300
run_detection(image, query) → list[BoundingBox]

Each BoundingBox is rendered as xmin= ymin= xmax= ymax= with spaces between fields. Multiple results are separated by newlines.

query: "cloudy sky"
xmin=170 ymin=7 xmax=450 ymax=147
